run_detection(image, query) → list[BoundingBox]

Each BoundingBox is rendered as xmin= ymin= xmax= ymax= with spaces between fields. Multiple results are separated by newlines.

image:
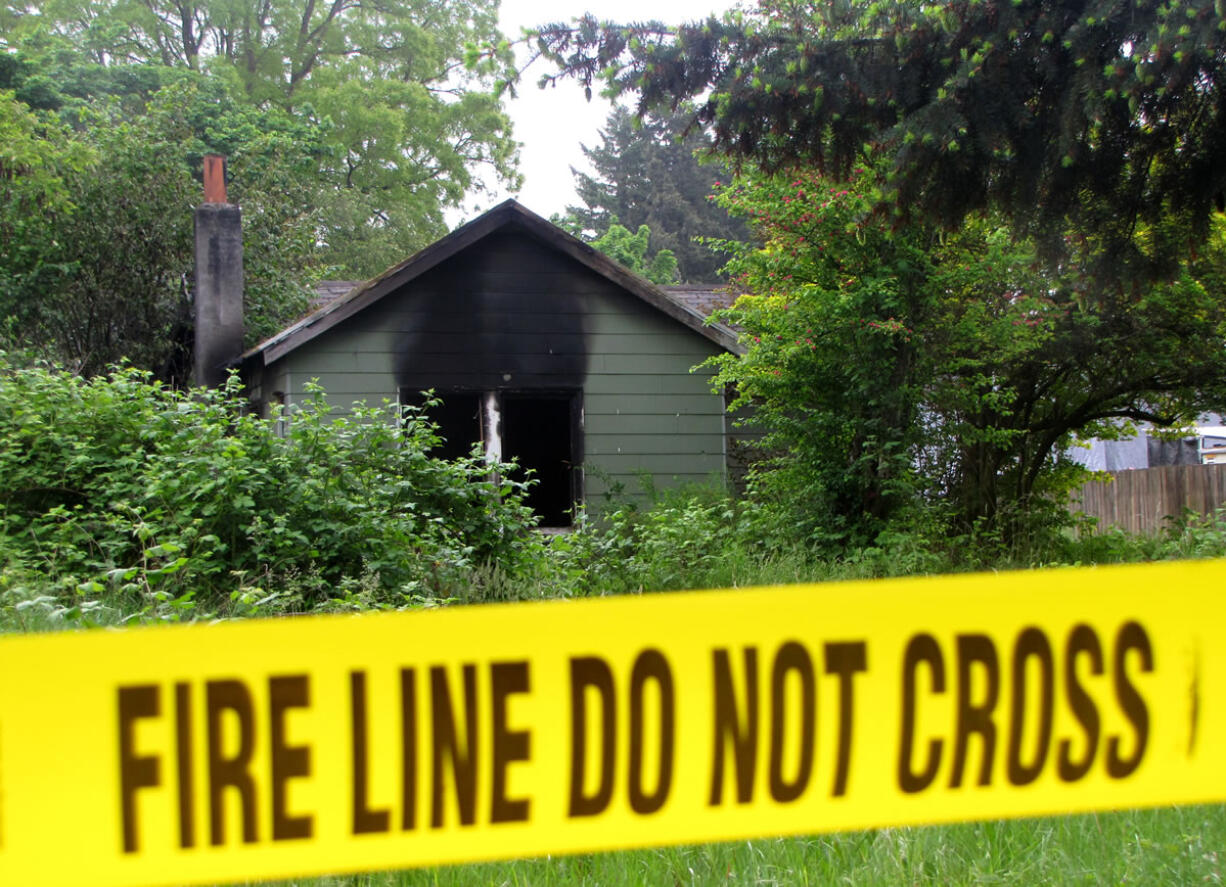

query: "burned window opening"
xmin=401 ymin=388 xmax=582 ymax=528
xmin=402 ymin=391 xmax=482 ymax=462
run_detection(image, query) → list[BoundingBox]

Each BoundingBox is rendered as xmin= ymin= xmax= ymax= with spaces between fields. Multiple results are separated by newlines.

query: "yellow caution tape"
xmin=0 ymin=560 xmax=1223 ymax=887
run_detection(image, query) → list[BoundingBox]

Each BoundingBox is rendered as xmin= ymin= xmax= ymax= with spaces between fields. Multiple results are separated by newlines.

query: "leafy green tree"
xmin=5 ymin=0 xmax=520 ymax=276
xmin=562 ymin=105 xmax=747 ymax=282
xmin=590 ymin=218 xmax=678 ymax=285
xmin=0 ymin=86 xmax=196 ymax=378
xmin=0 ymin=30 xmax=174 ymax=114
xmin=0 ymin=90 xmax=94 ymax=345
xmin=0 ymin=74 xmax=323 ymax=379
xmin=708 ymin=168 xmax=1226 ymax=548
xmin=534 ymin=0 xmax=1226 ymax=287
xmin=40 ymin=94 xmax=198 ymax=379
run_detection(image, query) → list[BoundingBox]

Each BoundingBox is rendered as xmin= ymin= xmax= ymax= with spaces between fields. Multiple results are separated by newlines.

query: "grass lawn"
xmin=286 ymin=806 xmax=1224 ymax=886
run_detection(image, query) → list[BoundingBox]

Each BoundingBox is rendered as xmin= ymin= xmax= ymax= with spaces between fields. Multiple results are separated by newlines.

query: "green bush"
xmin=0 ymin=358 xmax=545 ymax=622
xmin=1049 ymin=507 xmax=1226 ymax=567
xmin=540 ymin=483 xmax=813 ymax=596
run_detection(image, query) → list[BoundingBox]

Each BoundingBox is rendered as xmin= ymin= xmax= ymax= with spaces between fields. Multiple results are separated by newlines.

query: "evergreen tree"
xmin=562 ymin=106 xmax=747 ymax=283
xmin=534 ymin=0 xmax=1226 ymax=287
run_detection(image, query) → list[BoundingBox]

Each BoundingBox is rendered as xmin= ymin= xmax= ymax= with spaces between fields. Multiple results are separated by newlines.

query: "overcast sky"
xmin=455 ymin=0 xmax=738 ymax=224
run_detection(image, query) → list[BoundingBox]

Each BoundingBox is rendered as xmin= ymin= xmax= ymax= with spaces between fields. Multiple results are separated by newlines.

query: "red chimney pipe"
xmin=203 ymin=154 xmax=227 ymax=203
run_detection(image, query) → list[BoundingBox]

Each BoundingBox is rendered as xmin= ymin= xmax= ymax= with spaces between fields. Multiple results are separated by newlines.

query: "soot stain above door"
xmin=394 ymin=231 xmax=589 ymax=393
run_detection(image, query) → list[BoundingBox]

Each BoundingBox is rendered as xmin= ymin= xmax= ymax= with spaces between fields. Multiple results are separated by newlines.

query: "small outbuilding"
xmin=240 ymin=200 xmax=742 ymax=526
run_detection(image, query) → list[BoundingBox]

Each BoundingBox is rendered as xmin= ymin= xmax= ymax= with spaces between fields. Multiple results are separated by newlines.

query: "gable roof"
xmin=243 ymin=200 xmax=742 ymax=369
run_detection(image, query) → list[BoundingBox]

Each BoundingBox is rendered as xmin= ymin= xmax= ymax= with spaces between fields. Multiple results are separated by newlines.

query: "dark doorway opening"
xmin=402 ymin=391 xmax=481 ymax=462
xmin=400 ymin=388 xmax=581 ymax=528
xmin=502 ymin=393 xmax=579 ymax=528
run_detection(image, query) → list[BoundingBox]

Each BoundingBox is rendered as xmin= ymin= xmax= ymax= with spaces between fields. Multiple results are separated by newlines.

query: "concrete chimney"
xmin=193 ymin=154 xmax=244 ymax=387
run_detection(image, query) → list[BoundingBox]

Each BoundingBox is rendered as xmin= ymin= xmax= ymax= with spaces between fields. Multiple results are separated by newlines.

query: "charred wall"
xmin=394 ymin=228 xmax=589 ymax=392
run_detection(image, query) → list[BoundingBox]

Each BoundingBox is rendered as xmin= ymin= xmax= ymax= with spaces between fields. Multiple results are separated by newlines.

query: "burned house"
xmin=234 ymin=200 xmax=742 ymax=526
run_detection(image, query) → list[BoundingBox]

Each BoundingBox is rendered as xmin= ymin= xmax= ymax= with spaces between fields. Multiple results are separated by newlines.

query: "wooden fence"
xmin=1070 ymin=464 xmax=1226 ymax=534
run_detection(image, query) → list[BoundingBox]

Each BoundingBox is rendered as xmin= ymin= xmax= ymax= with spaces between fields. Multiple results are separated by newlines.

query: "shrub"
xmin=542 ymin=483 xmax=815 ymax=596
xmin=0 ymin=358 xmax=545 ymax=622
